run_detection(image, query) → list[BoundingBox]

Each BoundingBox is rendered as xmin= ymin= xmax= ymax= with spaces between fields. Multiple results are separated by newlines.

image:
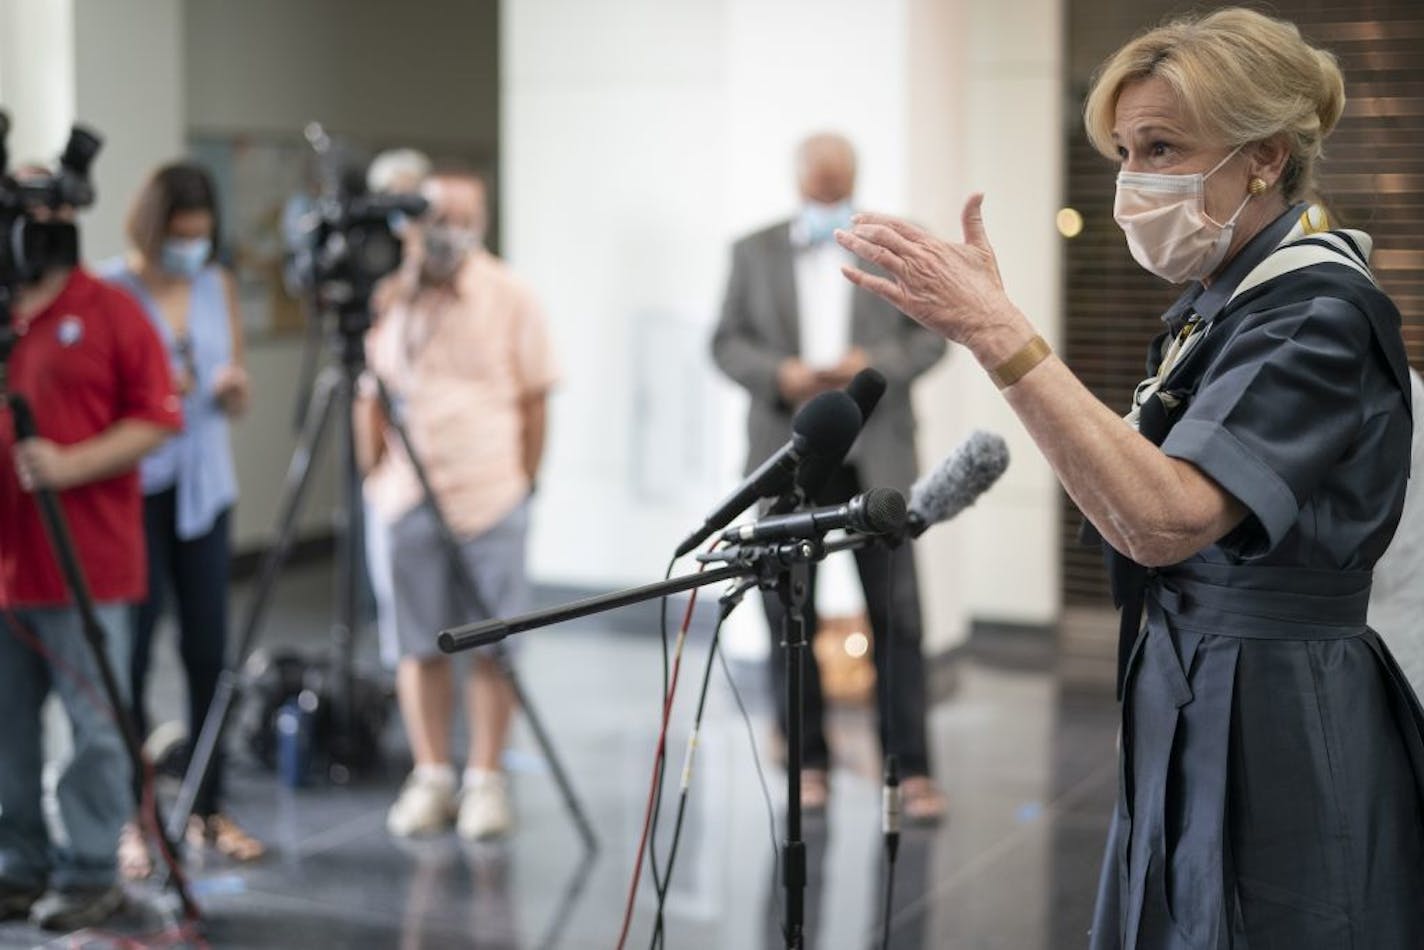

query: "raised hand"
xmin=835 ymin=195 xmax=1026 ymax=361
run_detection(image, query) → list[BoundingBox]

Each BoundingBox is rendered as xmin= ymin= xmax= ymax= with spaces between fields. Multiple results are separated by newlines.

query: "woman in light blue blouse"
xmin=105 ymin=162 xmax=263 ymax=872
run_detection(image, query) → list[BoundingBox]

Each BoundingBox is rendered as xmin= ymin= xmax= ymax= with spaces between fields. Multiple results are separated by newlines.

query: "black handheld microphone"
xmin=674 ymin=390 xmax=862 ymax=557
xmin=779 ymin=368 xmax=888 ymax=511
xmin=843 ymin=367 xmax=888 ymax=423
xmin=722 ymin=487 xmax=907 ymax=545
xmin=905 ymin=431 xmax=1010 ymax=538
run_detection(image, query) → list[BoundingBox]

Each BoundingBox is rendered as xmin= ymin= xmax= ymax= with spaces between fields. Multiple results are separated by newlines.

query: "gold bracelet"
xmin=988 ymin=334 xmax=1052 ymax=389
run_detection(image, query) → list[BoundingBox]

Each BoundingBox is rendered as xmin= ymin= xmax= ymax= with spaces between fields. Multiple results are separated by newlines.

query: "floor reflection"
xmin=0 ymin=566 xmax=1122 ymax=949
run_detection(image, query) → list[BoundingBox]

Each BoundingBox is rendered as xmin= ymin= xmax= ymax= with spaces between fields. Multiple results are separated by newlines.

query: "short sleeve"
xmin=510 ymin=282 xmax=559 ymax=397
xmin=1161 ymin=296 xmax=1369 ymax=557
xmin=109 ymin=287 xmax=182 ymax=430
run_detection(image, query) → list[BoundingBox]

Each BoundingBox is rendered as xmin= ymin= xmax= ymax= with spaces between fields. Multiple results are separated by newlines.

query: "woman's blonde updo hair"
xmin=1084 ymin=7 xmax=1345 ymax=202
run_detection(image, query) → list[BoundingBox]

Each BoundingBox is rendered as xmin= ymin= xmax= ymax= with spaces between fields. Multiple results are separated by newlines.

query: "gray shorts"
xmin=385 ymin=500 xmax=530 ymax=661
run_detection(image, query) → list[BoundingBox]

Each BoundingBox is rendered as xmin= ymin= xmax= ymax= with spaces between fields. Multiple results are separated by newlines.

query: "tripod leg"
xmin=373 ymin=376 xmax=597 ymax=850
xmin=328 ymin=370 xmax=363 ymax=768
xmin=492 ymin=649 xmax=599 ymax=850
xmin=170 ymin=368 xmax=342 ymax=840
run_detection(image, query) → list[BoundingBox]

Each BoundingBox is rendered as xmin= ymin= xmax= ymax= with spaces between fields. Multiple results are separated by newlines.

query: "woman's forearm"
xmin=974 ymin=320 xmax=1245 ymax=566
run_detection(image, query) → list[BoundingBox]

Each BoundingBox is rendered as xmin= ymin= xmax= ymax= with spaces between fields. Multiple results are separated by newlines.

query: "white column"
xmin=0 ymin=0 xmax=77 ymax=164
xmin=504 ymin=0 xmax=1064 ymax=635
xmin=910 ymin=0 xmax=1065 ymax=650
xmin=72 ymin=0 xmax=186 ymax=261
xmin=0 ymin=1 xmax=184 ymax=261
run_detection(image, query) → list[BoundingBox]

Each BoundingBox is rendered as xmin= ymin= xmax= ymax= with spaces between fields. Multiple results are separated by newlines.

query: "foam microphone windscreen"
xmin=908 ymin=431 xmax=1010 ymax=535
xmin=792 ymin=389 xmax=863 ymax=458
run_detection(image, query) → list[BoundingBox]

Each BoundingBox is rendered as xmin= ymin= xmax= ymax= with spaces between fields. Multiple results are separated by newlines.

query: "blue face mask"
xmin=161 ymin=237 xmax=212 ymax=278
xmin=799 ymin=200 xmax=854 ymax=246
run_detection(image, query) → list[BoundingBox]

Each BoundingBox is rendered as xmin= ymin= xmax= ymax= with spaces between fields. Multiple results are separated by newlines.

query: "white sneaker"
xmin=387 ymin=769 xmax=457 ymax=837
xmin=457 ymin=771 xmax=513 ymax=840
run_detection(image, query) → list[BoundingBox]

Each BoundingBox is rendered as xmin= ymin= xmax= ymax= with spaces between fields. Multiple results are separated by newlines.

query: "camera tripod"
xmin=171 ymin=306 xmax=597 ymax=851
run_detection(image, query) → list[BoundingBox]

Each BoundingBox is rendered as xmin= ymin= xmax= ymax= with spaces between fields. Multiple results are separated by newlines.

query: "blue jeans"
xmin=0 ymin=604 xmax=131 ymax=891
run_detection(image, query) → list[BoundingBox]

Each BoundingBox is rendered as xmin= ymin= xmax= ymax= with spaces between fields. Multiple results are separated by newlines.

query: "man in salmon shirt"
xmin=0 ymin=200 xmax=180 ymax=930
xmin=356 ymin=167 xmax=557 ymax=842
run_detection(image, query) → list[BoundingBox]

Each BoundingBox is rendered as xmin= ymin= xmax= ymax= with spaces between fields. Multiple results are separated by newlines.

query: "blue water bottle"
xmin=277 ymin=689 xmax=318 ymax=788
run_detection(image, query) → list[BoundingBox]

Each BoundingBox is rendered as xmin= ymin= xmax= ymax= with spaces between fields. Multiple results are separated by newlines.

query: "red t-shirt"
xmin=0 ymin=268 xmax=182 ymax=607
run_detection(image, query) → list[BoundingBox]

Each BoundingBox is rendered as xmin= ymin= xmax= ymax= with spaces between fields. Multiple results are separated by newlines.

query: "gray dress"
xmin=1089 ymin=204 xmax=1424 ymax=949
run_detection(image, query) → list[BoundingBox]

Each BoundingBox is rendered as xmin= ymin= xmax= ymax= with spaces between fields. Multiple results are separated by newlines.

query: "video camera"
xmin=286 ymin=123 xmax=427 ymax=335
xmin=0 ymin=110 xmax=103 ymax=359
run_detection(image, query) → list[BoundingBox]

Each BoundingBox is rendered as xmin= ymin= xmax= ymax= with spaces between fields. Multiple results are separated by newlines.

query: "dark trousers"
xmin=759 ymin=466 xmax=932 ymax=777
xmin=129 ymin=489 xmax=231 ymax=817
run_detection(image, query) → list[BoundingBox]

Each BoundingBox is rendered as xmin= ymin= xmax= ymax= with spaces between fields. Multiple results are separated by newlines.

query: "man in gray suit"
xmin=712 ymin=133 xmax=947 ymax=818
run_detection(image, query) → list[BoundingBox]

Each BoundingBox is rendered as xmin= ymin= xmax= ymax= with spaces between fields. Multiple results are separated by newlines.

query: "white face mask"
xmin=1114 ymin=146 xmax=1252 ymax=284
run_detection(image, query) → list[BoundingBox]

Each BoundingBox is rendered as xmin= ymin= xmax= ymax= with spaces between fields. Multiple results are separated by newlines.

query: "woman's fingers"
xmin=960 ymin=193 xmax=1004 ymax=283
xmin=834 ymin=228 xmax=909 ymax=279
xmin=960 ymin=193 xmax=989 ymax=249
xmin=841 ymin=265 xmax=908 ymax=310
xmin=850 ymin=212 xmax=928 ymax=244
xmin=847 ymin=222 xmax=921 ymax=261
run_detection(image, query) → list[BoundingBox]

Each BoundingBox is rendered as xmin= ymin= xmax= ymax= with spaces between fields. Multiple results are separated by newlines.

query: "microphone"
xmin=674 ymin=390 xmax=862 ymax=557
xmin=785 ymin=368 xmax=887 ymax=507
xmin=905 ymin=430 xmax=1010 ymax=538
xmin=722 ymin=487 xmax=907 ymax=545
xmin=845 ymin=368 xmax=888 ymax=429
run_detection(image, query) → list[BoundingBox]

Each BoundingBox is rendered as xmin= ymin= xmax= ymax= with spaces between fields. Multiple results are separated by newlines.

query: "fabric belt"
xmin=1146 ymin=563 xmax=1372 ymax=641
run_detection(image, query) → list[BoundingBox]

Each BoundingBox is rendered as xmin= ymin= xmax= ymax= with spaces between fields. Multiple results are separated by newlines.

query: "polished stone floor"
xmin=0 ymin=562 xmax=1121 ymax=949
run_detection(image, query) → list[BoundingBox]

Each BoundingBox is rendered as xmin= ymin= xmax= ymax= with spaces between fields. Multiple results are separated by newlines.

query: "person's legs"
xmin=129 ymin=489 xmax=176 ymax=741
xmin=758 ymin=465 xmax=864 ymax=783
xmin=170 ymin=507 xmax=231 ymax=817
xmin=759 ymin=569 xmax=831 ymax=775
xmin=364 ymin=501 xmax=401 ymax=670
xmin=168 ymin=508 xmax=262 ymax=859
xmin=854 ymin=526 xmax=944 ymax=819
xmin=453 ymin=502 xmax=530 ymax=840
xmin=386 ymin=506 xmax=460 ymax=835
xmin=0 ymin=609 xmax=53 ymax=909
xmin=397 ymin=655 xmax=455 ymax=767
xmin=465 ymin=655 xmax=514 ymax=774
xmin=46 ymin=604 xmax=131 ymax=898
xmin=855 ymin=537 xmax=931 ymax=773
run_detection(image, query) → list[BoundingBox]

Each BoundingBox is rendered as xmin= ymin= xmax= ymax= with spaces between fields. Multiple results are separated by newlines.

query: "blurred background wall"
xmin=0 ymin=0 xmax=1418 ymax=670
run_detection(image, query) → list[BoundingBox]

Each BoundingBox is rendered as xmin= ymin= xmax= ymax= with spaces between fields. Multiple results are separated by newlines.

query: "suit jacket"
xmin=711 ymin=219 xmax=947 ymax=494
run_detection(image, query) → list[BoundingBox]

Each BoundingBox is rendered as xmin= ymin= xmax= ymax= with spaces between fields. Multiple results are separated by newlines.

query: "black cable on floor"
xmin=647 ymin=593 xmax=784 ymax=949
xmin=648 ymin=607 xmax=727 ymax=948
xmin=717 ymin=630 xmax=783 ymax=926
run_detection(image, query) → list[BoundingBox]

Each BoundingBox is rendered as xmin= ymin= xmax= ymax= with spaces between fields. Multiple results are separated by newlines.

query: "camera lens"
xmin=59 ymin=126 xmax=103 ymax=177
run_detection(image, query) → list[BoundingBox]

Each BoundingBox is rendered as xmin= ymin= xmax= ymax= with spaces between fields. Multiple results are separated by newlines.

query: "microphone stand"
xmin=440 ymin=528 xmax=833 ymax=950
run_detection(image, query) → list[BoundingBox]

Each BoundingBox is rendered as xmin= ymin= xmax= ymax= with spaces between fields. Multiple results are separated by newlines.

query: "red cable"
xmin=614 ymin=558 xmax=708 ymax=949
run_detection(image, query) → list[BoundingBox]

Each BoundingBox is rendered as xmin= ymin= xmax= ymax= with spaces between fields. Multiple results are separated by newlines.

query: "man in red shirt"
xmin=0 ymin=257 xmax=179 ymax=931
